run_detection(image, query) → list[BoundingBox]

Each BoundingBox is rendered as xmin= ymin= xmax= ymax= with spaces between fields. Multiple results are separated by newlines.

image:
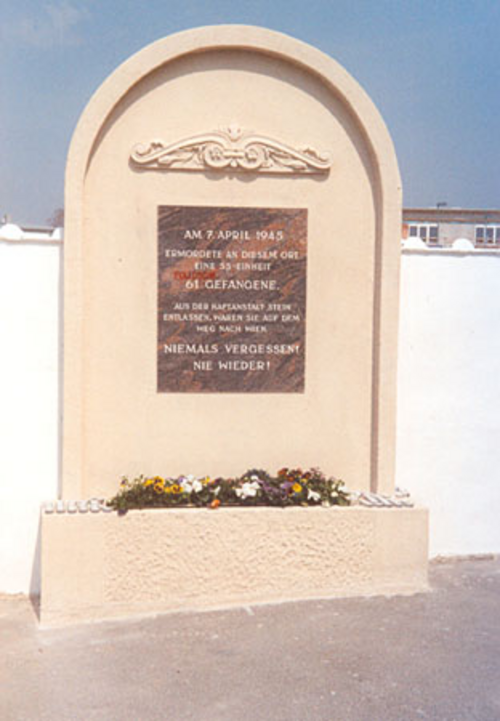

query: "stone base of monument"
xmin=40 ymin=506 xmax=428 ymax=626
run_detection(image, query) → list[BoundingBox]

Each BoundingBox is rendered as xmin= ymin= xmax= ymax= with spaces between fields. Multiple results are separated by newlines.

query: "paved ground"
xmin=1 ymin=557 xmax=500 ymax=721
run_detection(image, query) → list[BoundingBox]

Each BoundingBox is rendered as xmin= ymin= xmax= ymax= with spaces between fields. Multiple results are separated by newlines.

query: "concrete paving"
xmin=1 ymin=557 xmax=500 ymax=721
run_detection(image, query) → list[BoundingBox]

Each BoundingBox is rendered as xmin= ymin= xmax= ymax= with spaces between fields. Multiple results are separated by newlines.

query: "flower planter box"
xmin=40 ymin=506 xmax=428 ymax=626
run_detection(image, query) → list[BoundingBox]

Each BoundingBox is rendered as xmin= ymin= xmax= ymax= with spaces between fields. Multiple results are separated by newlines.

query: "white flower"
xmin=235 ymin=481 xmax=260 ymax=499
xmin=180 ymin=477 xmax=203 ymax=494
xmin=307 ymin=488 xmax=321 ymax=502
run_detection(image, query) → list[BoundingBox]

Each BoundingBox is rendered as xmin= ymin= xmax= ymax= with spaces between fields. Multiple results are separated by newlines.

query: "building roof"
xmin=403 ymin=208 xmax=500 ymax=223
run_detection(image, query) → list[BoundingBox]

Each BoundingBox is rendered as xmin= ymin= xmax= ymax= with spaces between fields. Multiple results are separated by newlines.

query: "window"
xmin=475 ymin=225 xmax=500 ymax=246
xmin=407 ymin=223 xmax=439 ymax=244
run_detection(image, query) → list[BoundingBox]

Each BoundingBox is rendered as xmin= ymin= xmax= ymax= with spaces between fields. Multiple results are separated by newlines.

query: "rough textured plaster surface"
xmin=104 ymin=509 xmax=374 ymax=606
xmin=41 ymin=507 xmax=427 ymax=625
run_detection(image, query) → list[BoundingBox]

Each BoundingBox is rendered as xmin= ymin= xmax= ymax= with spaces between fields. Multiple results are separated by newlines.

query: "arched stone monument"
xmin=62 ymin=25 xmax=402 ymax=499
xmin=41 ymin=26 xmax=427 ymax=625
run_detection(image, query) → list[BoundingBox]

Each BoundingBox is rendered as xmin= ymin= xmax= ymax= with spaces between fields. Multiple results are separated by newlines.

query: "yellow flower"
xmin=164 ymin=486 xmax=173 ymax=494
xmin=153 ymin=477 xmax=165 ymax=493
xmin=144 ymin=478 xmax=154 ymax=487
xmin=171 ymin=484 xmax=182 ymax=494
xmin=292 ymin=482 xmax=303 ymax=493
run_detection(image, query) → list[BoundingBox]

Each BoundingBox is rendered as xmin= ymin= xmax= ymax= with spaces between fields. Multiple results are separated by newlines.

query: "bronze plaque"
xmin=158 ymin=205 xmax=307 ymax=392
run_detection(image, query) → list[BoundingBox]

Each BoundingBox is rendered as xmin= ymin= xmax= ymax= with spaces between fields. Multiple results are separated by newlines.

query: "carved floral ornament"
xmin=129 ymin=125 xmax=331 ymax=175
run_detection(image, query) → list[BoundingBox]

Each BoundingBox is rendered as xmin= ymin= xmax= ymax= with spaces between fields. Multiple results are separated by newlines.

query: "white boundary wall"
xmin=0 ymin=239 xmax=61 ymax=594
xmin=1 ymin=240 xmax=500 ymax=593
xmin=397 ymin=247 xmax=500 ymax=557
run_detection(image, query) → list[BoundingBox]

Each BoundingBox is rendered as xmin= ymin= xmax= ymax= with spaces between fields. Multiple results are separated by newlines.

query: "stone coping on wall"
xmin=402 ymin=248 xmax=500 ymax=256
xmin=40 ymin=505 xmax=428 ymax=626
xmin=401 ymin=239 xmax=500 ymax=255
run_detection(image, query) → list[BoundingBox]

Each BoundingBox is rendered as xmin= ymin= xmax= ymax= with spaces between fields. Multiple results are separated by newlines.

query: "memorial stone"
xmin=62 ymin=25 xmax=402 ymax=499
xmin=40 ymin=26 xmax=429 ymax=626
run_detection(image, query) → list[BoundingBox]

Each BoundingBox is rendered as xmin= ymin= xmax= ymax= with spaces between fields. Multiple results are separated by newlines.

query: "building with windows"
xmin=403 ymin=208 xmax=500 ymax=248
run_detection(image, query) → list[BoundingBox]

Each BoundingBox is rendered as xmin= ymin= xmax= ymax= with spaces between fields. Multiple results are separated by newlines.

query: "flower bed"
xmin=107 ymin=467 xmax=351 ymax=512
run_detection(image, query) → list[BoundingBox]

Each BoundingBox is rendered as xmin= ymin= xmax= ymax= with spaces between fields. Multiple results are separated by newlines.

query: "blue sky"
xmin=1 ymin=0 xmax=499 ymax=224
